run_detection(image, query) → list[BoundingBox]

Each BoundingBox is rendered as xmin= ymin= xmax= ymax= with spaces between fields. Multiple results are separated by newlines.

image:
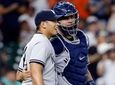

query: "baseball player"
xmin=16 ymin=9 xmax=58 ymax=85
xmin=51 ymin=1 xmax=96 ymax=85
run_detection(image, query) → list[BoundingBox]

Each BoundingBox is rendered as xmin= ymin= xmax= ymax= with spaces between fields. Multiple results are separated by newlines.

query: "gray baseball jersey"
xmin=18 ymin=33 xmax=56 ymax=85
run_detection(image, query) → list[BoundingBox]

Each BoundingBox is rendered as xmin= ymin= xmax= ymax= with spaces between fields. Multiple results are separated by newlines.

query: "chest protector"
xmin=60 ymin=30 xmax=88 ymax=85
xmin=51 ymin=30 xmax=89 ymax=85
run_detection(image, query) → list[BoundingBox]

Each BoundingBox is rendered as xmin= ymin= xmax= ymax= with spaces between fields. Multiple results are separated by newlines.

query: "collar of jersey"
xmin=36 ymin=31 xmax=42 ymax=34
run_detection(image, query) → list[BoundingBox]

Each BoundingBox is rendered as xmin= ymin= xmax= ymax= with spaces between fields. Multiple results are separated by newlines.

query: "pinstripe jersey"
xmin=18 ymin=33 xmax=56 ymax=85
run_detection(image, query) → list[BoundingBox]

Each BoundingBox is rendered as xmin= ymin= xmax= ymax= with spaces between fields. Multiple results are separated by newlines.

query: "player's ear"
xmin=40 ymin=21 xmax=47 ymax=29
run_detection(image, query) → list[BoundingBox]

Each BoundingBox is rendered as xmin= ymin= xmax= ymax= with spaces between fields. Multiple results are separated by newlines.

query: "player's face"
xmin=58 ymin=15 xmax=76 ymax=28
xmin=45 ymin=21 xmax=58 ymax=36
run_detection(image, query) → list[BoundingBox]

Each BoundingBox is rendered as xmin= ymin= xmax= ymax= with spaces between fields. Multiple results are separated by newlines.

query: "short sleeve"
xmin=29 ymin=42 xmax=50 ymax=66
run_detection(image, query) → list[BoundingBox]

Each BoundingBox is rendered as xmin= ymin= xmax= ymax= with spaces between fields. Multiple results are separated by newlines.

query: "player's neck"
xmin=58 ymin=30 xmax=75 ymax=41
xmin=36 ymin=30 xmax=51 ymax=39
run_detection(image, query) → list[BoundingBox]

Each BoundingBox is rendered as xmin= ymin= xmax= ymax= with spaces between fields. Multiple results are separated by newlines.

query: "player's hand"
xmin=22 ymin=71 xmax=31 ymax=80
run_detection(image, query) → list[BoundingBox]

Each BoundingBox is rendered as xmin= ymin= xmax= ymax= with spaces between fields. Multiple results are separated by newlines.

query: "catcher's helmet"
xmin=53 ymin=1 xmax=78 ymax=18
xmin=53 ymin=1 xmax=79 ymax=37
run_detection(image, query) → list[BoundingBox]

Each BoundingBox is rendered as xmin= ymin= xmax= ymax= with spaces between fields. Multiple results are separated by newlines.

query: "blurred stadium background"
xmin=0 ymin=0 xmax=115 ymax=85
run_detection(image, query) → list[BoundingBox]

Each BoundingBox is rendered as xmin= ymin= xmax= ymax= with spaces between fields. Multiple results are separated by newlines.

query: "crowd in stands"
xmin=0 ymin=0 xmax=115 ymax=85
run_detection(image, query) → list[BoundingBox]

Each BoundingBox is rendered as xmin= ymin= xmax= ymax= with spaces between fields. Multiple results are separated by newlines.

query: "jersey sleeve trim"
xmin=29 ymin=59 xmax=45 ymax=67
xmin=17 ymin=67 xmax=23 ymax=72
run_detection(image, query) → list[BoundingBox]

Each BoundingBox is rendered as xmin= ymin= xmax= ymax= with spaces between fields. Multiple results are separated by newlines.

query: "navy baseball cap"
xmin=35 ymin=9 xmax=58 ymax=26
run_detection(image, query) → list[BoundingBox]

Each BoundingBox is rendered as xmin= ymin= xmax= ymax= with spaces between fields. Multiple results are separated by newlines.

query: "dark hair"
xmin=36 ymin=23 xmax=40 ymax=30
